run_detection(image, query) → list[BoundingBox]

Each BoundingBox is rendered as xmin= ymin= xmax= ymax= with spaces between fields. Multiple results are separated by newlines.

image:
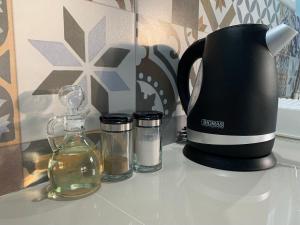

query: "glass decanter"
xmin=47 ymin=85 xmax=101 ymax=200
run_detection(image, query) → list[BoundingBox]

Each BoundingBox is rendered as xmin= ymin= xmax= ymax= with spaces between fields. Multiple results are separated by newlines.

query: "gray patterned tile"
xmin=286 ymin=57 xmax=300 ymax=97
xmin=95 ymin=71 xmax=129 ymax=91
xmin=136 ymin=81 xmax=156 ymax=111
xmin=32 ymin=70 xmax=82 ymax=95
xmin=0 ymin=50 xmax=11 ymax=83
xmin=278 ymin=72 xmax=287 ymax=97
xmin=0 ymin=0 xmax=8 ymax=45
xmin=94 ymin=47 xmax=130 ymax=67
xmin=276 ymin=54 xmax=290 ymax=74
xmin=278 ymin=4 xmax=291 ymax=55
xmin=292 ymin=72 xmax=300 ymax=99
xmin=234 ymin=0 xmax=280 ymax=27
xmin=88 ymin=17 xmax=106 ymax=61
xmin=290 ymin=22 xmax=300 ymax=58
xmin=0 ymin=86 xmax=15 ymax=142
xmin=281 ymin=5 xmax=300 ymax=58
xmin=0 ymin=100 xmax=9 ymax=135
xmin=63 ymin=7 xmax=86 ymax=62
xmin=136 ymin=46 xmax=177 ymax=118
xmin=91 ymin=76 xmax=108 ymax=114
xmin=276 ymin=54 xmax=288 ymax=97
xmin=29 ymin=40 xmax=82 ymax=66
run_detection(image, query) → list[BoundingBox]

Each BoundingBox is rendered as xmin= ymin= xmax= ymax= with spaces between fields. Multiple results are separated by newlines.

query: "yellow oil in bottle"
xmin=48 ymin=145 xmax=101 ymax=200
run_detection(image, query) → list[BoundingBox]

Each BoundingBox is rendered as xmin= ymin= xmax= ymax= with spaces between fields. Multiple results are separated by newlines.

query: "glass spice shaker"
xmin=133 ymin=111 xmax=163 ymax=173
xmin=100 ymin=114 xmax=133 ymax=182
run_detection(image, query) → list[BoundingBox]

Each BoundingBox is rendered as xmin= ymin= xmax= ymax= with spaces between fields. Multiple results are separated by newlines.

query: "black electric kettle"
xmin=177 ymin=24 xmax=297 ymax=171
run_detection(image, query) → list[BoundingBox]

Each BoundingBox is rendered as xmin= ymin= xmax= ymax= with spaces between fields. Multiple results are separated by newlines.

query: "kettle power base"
xmin=183 ymin=144 xmax=276 ymax=171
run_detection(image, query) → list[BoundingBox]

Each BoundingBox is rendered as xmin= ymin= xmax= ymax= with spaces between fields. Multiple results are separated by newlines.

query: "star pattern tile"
xmin=32 ymin=71 xmax=82 ymax=95
xmin=94 ymin=48 xmax=130 ymax=67
xmin=88 ymin=17 xmax=106 ymax=61
xmin=91 ymin=76 xmax=108 ymax=114
xmin=30 ymin=7 xmax=131 ymax=113
xmin=95 ymin=71 xmax=129 ymax=91
xmin=29 ymin=40 xmax=82 ymax=66
xmin=63 ymin=7 xmax=86 ymax=62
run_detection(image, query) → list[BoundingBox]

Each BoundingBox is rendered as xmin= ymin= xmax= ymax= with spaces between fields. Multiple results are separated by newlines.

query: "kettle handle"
xmin=177 ymin=38 xmax=206 ymax=114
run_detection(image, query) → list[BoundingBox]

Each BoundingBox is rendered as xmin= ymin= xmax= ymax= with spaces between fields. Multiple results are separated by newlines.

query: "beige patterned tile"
xmin=136 ymin=0 xmax=172 ymax=23
xmin=91 ymin=0 xmax=134 ymax=12
xmin=199 ymin=0 xmax=238 ymax=33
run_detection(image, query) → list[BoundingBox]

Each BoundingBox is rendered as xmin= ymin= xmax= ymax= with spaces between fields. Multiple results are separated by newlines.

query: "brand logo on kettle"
xmin=201 ymin=119 xmax=224 ymax=129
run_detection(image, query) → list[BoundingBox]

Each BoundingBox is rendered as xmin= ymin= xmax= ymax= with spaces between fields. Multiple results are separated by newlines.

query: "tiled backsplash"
xmin=0 ymin=0 xmax=299 ymax=195
xmin=277 ymin=3 xmax=300 ymax=98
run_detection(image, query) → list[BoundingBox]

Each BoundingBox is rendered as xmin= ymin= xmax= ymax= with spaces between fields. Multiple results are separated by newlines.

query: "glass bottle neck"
xmin=64 ymin=115 xmax=85 ymax=133
xmin=63 ymin=128 xmax=87 ymax=147
xmin=65 ymin=128 xmax=86 ymax=136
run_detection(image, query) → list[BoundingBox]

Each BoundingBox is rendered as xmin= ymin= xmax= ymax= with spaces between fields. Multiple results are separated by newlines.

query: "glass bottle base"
xmin=47 ymin=184 xmax=100 ymax=201
xmin=134 ymin=163 xmax=162 ymax=173
xmin=102 ymin=170 xmax=133 ymax=182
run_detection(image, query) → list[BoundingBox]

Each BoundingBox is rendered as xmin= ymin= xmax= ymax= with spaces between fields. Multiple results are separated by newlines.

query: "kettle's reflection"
xmin=179 ymin=155 xmax=299 ymax=225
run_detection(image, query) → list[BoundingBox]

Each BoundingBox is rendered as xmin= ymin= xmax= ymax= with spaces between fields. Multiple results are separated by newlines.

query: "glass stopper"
xmin=58 ymin=85 xmax=84 ymax=115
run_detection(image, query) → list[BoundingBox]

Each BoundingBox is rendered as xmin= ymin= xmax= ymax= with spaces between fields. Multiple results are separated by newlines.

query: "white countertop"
xmin=0 ymin=137 xmax=300 ymax=225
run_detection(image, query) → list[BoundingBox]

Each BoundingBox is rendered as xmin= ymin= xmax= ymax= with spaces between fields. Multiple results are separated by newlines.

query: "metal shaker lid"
xmin=100 ymin=113 xmax=133 ymax=132
xmin=133 ymin=111 xmax=163 ymax=127
xmin=133 ymin=111 xmax=163 ymax=120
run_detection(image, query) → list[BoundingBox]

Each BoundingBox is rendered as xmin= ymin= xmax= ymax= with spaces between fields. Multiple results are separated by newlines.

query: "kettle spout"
xmin=266 ymin=24 xmax=298 ymax=55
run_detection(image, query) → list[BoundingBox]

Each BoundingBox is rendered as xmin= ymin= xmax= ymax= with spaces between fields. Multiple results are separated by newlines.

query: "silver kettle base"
xmin=183 ymin=144 xmax=276 ymax=171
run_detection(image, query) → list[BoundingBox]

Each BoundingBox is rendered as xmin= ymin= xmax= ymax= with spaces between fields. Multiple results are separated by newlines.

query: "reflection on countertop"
xmin=0 ymin=137 xmax=300 ymax=225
